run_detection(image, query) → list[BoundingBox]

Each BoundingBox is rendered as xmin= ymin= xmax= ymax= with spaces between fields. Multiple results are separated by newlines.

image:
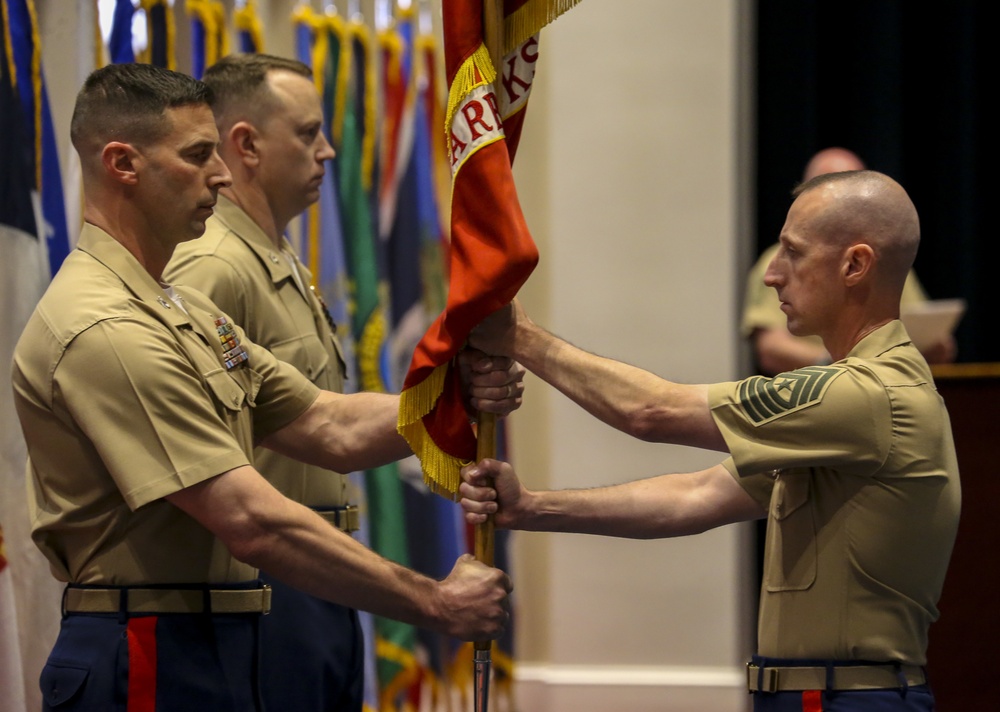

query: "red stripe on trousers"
xmin=802 ymin=689 xmax=824 ymax=712
xmin=127 ymin=616 xmax=158 ymax=712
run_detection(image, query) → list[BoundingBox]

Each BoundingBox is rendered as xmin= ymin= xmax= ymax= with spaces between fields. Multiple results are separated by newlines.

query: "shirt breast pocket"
xmin=203 ymin=367 xmax=262 ymax=454
xmin=764 ymin=471 xmax=817 ymax=592
xmin=272 ymin=335 xmax=342 ymax=389
xmin=204 ymin=366 xmax=262 ymax=415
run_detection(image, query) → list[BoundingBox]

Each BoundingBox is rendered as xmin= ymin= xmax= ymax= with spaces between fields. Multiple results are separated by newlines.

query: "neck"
xmin=83 ymin=202 xmax=174 ymax=282
xmin=220 ymin=183 xmax=285 ymax=248
xmin=823 ymin=316 xmax=895 ymax=361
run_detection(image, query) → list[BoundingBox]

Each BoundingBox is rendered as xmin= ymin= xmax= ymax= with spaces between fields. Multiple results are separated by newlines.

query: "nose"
xmin=318 ymin=131 xmax=335 ymax=162
xmin=763 ymin=256 xmax=781 ymax=288
xmin=209 ymin=149 xmax=233 ymax=189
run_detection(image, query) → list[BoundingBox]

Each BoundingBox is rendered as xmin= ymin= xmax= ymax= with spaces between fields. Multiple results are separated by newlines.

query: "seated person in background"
xmin=743 ymin=147 xmax=955 ymax=375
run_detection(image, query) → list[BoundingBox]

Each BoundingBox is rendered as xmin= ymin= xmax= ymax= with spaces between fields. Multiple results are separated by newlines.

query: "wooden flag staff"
xmin=472 ymin=413 xmax=497 ymax=712
xmin=474 ymin=8 xmax=503 ymax=711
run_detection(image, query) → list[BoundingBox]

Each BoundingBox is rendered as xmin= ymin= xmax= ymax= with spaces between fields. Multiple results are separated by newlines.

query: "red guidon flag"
xmin=397 ymin=0 xmax=547 ymax=496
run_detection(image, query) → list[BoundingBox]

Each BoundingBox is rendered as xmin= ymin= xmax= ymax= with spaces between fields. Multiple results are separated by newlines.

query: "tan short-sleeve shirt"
xmin=165 ymin=197 xmax=351 ymax=508
xmin=11 ymin=224 xmax=319 ymax=585
xmin=709 ymin=321 xmax=960 ymax=664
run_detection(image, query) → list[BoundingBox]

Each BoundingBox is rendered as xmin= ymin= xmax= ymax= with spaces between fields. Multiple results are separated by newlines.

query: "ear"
xmin=101 ymin=142 xmax=140 ymax=185
xmin=843 ymin=243 xmax=875 ymax=286
xmin=229 ymin=121 xmax=260 ymax=167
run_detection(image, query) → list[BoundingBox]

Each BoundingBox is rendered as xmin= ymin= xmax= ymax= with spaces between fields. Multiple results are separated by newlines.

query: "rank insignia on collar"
xmin=215 ymin=316 xmax=249 ymax=370
xmin=157 ymin=297 xmax=171 ymax=309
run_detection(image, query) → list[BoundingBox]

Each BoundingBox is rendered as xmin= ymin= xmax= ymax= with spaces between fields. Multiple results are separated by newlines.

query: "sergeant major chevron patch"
xmin=738 ymin=366 xmax=844 ymax=425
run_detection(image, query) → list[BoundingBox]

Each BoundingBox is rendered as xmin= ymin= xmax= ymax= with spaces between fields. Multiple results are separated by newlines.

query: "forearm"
xmin=262 ymin=391 xmax=412 ymax=472
xmin=170 ymin=467 xmax=445 ymax=630
xmin=245 ymin=495 xmax=445 ymax=627
xmin=513 ymin=321 xmax=726 ymax=451
xmin=515 ymin=465 xmax=764 ymax=538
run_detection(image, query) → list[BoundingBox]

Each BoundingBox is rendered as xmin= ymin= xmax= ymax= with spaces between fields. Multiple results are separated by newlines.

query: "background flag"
xmin=5 ymin=0 xmax=70 ymax=278
xmin=234 ymin=0 xmax=264 ymax=53
xmin=1 ymin=3 xmax=64 ymax=709
xmin=0 ymin=525 xmax=26 ymax=712
xmin=291 ymin=8 xmax=380 ymax=712
xmin=186 ymin=0 xmax=228 ymax=79
xmin=107 ymin=0 xmax=136 ymax=63
xmin=139 ymin=0 xmax=177 ymax=69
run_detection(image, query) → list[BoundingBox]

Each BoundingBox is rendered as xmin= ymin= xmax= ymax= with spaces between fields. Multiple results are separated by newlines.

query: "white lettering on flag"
xmin=449 ymin=83 xmax=505 ymax=174
xmin=499 ymin=34 xmax=539 ymax=120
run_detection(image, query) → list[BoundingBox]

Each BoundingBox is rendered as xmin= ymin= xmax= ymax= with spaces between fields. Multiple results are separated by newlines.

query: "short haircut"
xmin=202 ymin=54 xmax=312 ymax=129
xmin=792 ymin=169 xmax=920 ymax=284
xmin=70 ymin=63 xmax=212 ymax=153
xmin=793 ymin=168 xmax=869 ymax=199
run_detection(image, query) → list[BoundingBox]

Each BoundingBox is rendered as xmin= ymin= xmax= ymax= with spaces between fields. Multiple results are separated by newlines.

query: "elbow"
xmin=623 ymin=402 xmax=675 ymax=443
xmin=216 ymin=507 xmax=279 ymax=569
xmin=227 ymin=530 xmax=269 ymax=567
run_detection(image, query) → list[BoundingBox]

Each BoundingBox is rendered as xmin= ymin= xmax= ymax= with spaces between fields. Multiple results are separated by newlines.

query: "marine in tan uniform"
xmin=742 ymin=147 xmax=953 ymax=376
xmin=164 ymin=54 xmax=370 ymax=712
xmin=458 ymin=169 xmax=959 ymax=711
xmin=11 ymin=63 xmax=515 ymax=712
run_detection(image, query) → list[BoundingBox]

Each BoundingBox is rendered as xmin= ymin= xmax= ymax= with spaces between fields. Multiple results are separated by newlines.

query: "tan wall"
xmin=36 ymin=2 xmax=755 ymax=710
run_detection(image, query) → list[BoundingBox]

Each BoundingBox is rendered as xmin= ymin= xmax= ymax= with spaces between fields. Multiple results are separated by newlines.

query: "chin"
xmin=185 ymin=222 xmax=208 ymax=240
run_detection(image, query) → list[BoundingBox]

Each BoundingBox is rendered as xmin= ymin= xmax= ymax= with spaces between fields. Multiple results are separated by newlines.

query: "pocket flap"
xmin=40 ymin=661 xmax=89 ymax=707
xmin=771 ymin=471 xmax=810 ymax=521
xmin=205 ymin=369 xmax=248 ymax=412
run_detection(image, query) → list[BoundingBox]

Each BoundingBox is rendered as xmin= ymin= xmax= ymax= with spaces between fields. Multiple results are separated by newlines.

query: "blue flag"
xmin=187 ymin=0 xmax=228 ymax=79
xmin=235 ymin=0 xmax=264 ymax=53
xmin=2 ymin=5 xmax=63 ymax=708
xmin=5 ymin=0 xmax=70 ymax=278
xmin=143 ymin=0 xmax=176 ymax=69
xmin=108 ymin=0 xmax=136 ymax=63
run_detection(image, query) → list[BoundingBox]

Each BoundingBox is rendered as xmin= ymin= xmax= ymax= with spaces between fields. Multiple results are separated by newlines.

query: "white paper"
xmin=900 ymin=299 xmax=966 ymax=352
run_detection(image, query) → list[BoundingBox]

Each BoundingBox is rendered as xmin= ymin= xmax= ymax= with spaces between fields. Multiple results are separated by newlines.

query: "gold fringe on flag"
xmin=5 ymin=0 xmax=44 ymax=190
xmin=504 ymin=0 xmax=582 ymax=54
xmin=358 ymin=305 xmax=388 ymax=394
xmin=185 ymin=0 xmax=229 ymax=68
xmin=138 ymin=0 xmax=177 ymax=70
xmin=378 ymin=26 xmax=403 ymax=83
xmin=415 ymin=32 xmax=452 ymax=250
xmin=92 ymin=0 xmax=105 ymax=67
xmin=375 ymin=636 xmax=421 ymax=712
xmin=234 ymin=0 xmax=264 ymax=53
xmin=325 ymin=11 xmax=349 ymax=147
xmin=300 ymin=4 xmax=328 ymax=283
xmin=397 ymin=362 xmax=471 ymax=497
xmin=345 ymin=19 xmax=377 ymax=193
